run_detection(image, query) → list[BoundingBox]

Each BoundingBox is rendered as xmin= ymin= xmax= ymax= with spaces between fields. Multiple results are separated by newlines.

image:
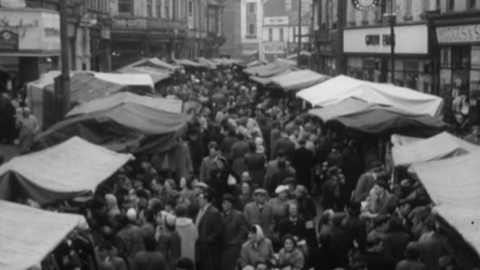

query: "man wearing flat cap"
xmin=243 ymin=188 xmax=275 ymax=239
xmin=221 ymin=194 xmax=248 ymax=270
xmin=465 ymin=125 xmax=480 ymax=145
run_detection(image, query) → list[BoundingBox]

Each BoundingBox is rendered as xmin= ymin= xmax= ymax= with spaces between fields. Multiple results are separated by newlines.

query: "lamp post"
xmin=384 ymin=0 xmax=396 ymax=84
xmin=59 ymin=0 xmax=70 ymax=119
xmin=297 ymin=0 xmax=302 ymax=67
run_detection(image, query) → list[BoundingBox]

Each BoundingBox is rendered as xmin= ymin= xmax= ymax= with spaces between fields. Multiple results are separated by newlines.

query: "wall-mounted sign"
xmin=352 ymin=0 xmax=379 ymax=11
xmin=113 ymin=18 xmax=147 ymax=29
xmin=344 ymin=25 xmax=428 ymax=54
xmin=263 ymin=41 xmax=286 ymax=54
xmin=0 ymin=30 xmax=18 ymax=51
xmin=0 ymin=9 xmax=60 ymax=52
xmin=264 ymin=17 xmax=289 ymax=26
xmin=436 ymin=24 xmax=480 ymax=44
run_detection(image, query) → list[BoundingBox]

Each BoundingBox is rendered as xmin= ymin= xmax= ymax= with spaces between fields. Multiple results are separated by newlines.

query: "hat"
xmin=194 ymin=182 xmax=209 ymax=190
xmin=126 ymin=208 xmax=137 ymax=221
xmin=275 ymin=185 xmax=289 ymax=194
xmin=253 ymin=188 xmax=267 ymax=195
xmin=222 ymin=194 xmax=235 ymax=203
xmin=282 ymin=177 xmax=296 ymax=185
xmin=370 ymin=160 xmax=382 ymax=169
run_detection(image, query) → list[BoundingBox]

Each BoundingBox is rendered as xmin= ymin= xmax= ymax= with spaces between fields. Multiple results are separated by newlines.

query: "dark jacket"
xmin=355 ymin=251 xmax=395 ymax=270
xmin=278 ymin=216 xmax=307 ymax=240
xmin=273 ymin=137 xmax=296 ymax=161
xmin=396 ymin=259 xmax=426 ymax=270
xmin=157 ymin=230 xmax=182 ymax=270
xmin=221 ymin=209 xmax=249 ymax=270
xmin=196 ymin=204 xmax=224 ymax=270
xmin=383 ymin=231 xmax=412 ymax=265
xmin=342 ymin=216 xmax=367 ymax=251
xmin=132 ymin=251 xmax=168 ymax=270
xmin=292 ymin=147 xmax=315 ymax=187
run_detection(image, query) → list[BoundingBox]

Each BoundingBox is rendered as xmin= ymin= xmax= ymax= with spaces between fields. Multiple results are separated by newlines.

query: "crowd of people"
xmin=2 ymin=64 xmax=470 ymax=270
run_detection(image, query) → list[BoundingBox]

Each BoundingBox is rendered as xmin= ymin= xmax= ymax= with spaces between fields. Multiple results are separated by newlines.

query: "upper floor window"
xmin=247 ymin=23 xmax=256 ymax=35
xmin=165 ymin=0 xmax=171 ymax=19
xmin=268 ymin=28 xmax=273 ymax=41
xmin=189 ymin=1 xmax=193 ymax=15
xmin=279 ymin=28 xmax=284 ymax=41
xmin=447 ymin=0 xmax=454 ymax=11
xmin=157 ymin=0 xmax=162 ymax=18
xmin=118 ymin=0 xmax=133 ymax=14
xmin=468 ymin=0 xmax=476 ymax=9
xmin=147 ymin=0 xmax=153 ymax=17
xmin=247 ymin=2 xmax=256 ymax=14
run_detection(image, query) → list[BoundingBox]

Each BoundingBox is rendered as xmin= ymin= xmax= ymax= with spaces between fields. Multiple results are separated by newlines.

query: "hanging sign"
xmin=352 ymin=0 xmax=380 ymax=11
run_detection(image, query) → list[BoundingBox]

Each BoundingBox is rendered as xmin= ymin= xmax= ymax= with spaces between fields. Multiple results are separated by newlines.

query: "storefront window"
xmin=440 ymin=47 xmax=451 ymax=68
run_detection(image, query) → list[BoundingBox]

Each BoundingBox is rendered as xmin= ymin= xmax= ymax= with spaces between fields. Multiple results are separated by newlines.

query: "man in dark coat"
xmin=272 ymin=132 xmax=296 ymax=161
xmin=220 ymin=194 xmax=248 ymax=270
xmin=354 ymin=236 xmax=395 ymax=270
xmin=383 ymin=217 xmax=412 ymax=265
xmin=195 ymin=188 xmax=224 ymax=270
xmin=220 ymin=128 xmax=239 ymax=159
xmin=292 ymin=139 xmax=315 ymax=191
xmin=342 ymin=202 xmax=367 ymax=251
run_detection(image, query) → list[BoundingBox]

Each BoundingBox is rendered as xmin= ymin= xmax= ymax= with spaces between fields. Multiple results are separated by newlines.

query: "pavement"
xmin=0 ymin=144 xmax=21 ymax=162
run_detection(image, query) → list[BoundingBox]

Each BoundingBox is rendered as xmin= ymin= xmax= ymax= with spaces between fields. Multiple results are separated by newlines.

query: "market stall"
xmin=0 ymin=136 xmax=132 ymax=204
xmin=392 ymin=132 xmax=480 ymax=167
xmin=271 ymin=69 xmax=328 ymax=91
xmin=36 ymin=102 xmax=192 ymax=154
xmin=243 ymin=62 xmax=290 ymax=77
xmin=297 ymin=75 xmax=444 ymax=117
xmin=0 ymin=200 xmax=87 ymax=270
xmin=67 ymin=92 xmax=183 ymax=117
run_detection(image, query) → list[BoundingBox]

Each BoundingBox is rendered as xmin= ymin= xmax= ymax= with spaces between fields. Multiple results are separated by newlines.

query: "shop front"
xmin=262 ymin=41 xmax=286 ymax=62
xmin=343 ymin=24 xmax=432 ymax=93
xmin=430 ymin=12 xmax=480 ymax=131
xmin=0 ymin=8 xmax=60 ymax=90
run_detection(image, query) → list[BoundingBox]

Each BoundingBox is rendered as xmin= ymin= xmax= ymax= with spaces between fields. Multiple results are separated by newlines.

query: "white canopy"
xmin=271 ymin=69 xmax=328 ymax=91
xmin=94 ymin=73 xmax=154 ymax=88
xmin=392 ymin=132 xmax=480 ymax=167
xmin=0 ymin=137 xmax=133 ymax=204
xmin=67 ymin=92 xmax=183 ymax=117
xmin=391 ymin=134 xmax=424 ymax=147
xmin=296 ymin=75 xmax=444 ymax=117
xmin=0 ymin=200 xmax=87 ymax=270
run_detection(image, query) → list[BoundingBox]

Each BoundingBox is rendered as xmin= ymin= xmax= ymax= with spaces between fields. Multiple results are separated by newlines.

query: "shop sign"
xmin=264 ymin=17 xmax=289 ymax=26
xmin=0 ymin=30 xmax=18 ymax=51
xmin=263 ymin=41 xmax=286 ymax=54
xmin=436 ymin=24 xmax=480 ymax=44
xmin=113 ymin=18 xmax=147 ymax=29
xmin=0 ymin=9 xmax=60 ymax=52
xmin=343 ymin=24 xmax=428 ymax=54
xmin=147 ymin=18 xmax=187 ymax=30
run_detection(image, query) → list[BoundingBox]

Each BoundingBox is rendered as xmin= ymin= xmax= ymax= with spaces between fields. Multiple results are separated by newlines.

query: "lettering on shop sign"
xmin=365 ymin=34 xmax=394 ymax=46
xmin=0 ymin=17 xmax=39 ymax=38
xmin=263 ymin=42 xmax=286 ymax=54
xmin=436 ymin=24 xmax=480 ymax=44
xmin=0 ymin=30 xmax=19 ymax=51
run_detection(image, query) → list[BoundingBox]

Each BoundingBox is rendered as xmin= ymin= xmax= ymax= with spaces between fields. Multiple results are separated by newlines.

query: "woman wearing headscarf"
xmin=239 ymin=225 xmax=275 ymax=270
xmin=277 ymin=234 xmax=305 ymax=270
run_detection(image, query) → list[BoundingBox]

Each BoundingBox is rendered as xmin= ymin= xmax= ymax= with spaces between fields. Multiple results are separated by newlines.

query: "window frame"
xmin=118 ymin=0 xmax=133 ymax=14
xmin=247 ymin=2 xmax=256 ymax=14
xmin=247 ymin=23 xmax=256 ymax=35
xmin=468 ymin=0 xmax=476 ymax=9
xmin=446 ymin=0 xmax=454 ymax=11
xmin=279 ymin=28 xmax=284 ymax=41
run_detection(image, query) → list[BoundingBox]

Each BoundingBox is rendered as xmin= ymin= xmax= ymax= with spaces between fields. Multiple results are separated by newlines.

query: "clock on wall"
xmin=352 ymin=0 xmax=380 ymax=11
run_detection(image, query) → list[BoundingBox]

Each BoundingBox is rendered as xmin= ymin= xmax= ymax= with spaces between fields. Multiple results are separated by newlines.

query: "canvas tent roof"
xmin=271 ymin=69 xmax=328 ymax=91
xmin=392 ymin=132 xmax=480 ymax=167
xmin=275 ymin=58 xmax=296 ymax=67
xmin=391 ymin=134 xmax=424 ymax=147
xmin=67 ymin=92 xmax=183 ymax=117
xmin=124 ymin=57 xmax=179 ymax=72
xmin=198 ymin=57 xmax=217 ymax=69
xmin=0 ymin=200 xmax=87 ymax=270
xmin=411 ymin=150 xmax=480 ymax=206
xmin=250 ymin=69 xmax=292 ymax=85
xmin=0 ymin=137 xmax=132 ymax=204
xmin=309 ymin=98 xmax=372 ymax=122
xmin=44 ymin=73 xmax=127 ymax=105
xmin=243 ymin=62 xmax=290 ymax=77
xmin=174 ymin=59 xmax=206 ymax=67
xmin=333 ymin=106 xmax=447 ymax=137
xmin=94 ymin=73 xmax=154 ymax=88
xmin=296 ymin=75 xmax=444 ymax=117
xmin=118 ymin=66 xmax=171 ymax=83
xmin=36 ymin=103 xmax=192 ymax=155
